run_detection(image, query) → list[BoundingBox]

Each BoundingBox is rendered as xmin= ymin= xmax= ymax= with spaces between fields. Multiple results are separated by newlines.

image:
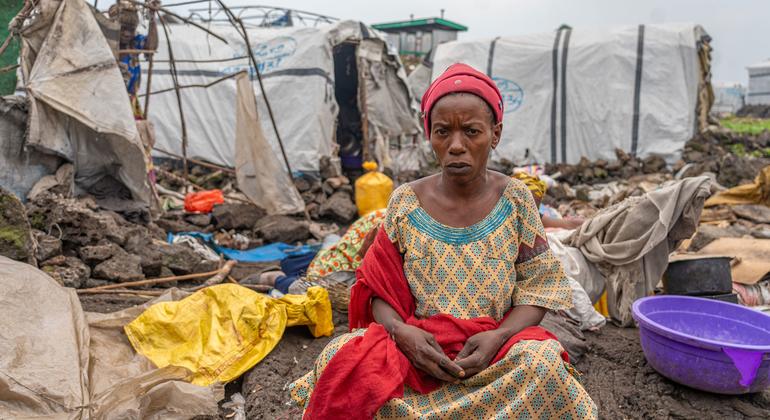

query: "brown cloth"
xmin=568 ymin=177 xmax=711 ymax=326
xmin=705 ymin=165 xmax=770 ymax=207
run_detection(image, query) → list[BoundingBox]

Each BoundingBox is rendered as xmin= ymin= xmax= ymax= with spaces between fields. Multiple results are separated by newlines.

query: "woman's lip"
xmin=446 ymin=162 xmax=470 ymax=168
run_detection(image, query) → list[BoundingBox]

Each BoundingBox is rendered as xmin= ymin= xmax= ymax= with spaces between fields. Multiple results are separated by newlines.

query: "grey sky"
xmin=195 ymin=0 xmax=768 ymax=84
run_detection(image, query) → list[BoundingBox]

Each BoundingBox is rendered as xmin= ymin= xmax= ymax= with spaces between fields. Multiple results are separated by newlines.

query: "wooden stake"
xmin=159 ymin=16 xmax=189 ymax=190
xmin=77 ymin=269 xmax=221 ymax=293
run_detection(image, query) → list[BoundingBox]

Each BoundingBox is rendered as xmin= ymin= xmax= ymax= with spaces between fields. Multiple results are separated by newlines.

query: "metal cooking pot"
xmin=663 ymin=256 xmax=733 ymax=296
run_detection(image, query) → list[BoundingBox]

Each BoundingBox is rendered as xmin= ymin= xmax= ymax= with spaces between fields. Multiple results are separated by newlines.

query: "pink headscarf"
xmin=420 ymin=63 xmax=503 ymax=138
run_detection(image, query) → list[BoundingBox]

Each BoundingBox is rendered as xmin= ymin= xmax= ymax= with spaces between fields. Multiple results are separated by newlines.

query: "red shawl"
xmin=304 ymin=228 xmax=567 ymax=419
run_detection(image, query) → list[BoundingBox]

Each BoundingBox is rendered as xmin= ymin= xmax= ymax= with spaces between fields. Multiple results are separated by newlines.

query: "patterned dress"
xmin=306 ymin=209 xmax=386 ymax=279
xmin=290 ymin=179 xmax=598 ymax=419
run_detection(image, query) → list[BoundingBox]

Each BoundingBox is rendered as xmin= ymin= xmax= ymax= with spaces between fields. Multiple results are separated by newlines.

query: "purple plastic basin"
xmin=632 ymin=295 xmax=770 ymax=394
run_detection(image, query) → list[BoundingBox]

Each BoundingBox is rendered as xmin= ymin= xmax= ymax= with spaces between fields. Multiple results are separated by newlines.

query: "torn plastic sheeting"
xmin=234 ymin=72 xmax=306 ymax=215
xmin=20 ymin=0 xmax=152 ymax=207
xmin=0 ymin=256 xmax=223 ymax=419
xmin=124 ymin=284 xmax=334 ymax=386
xmin=167 ymin=231 xmax=318 ymax=263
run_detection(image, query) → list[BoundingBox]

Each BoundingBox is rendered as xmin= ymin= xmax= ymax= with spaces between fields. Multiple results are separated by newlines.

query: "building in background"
xmin=372 ymin=12 xmax=467 ymax=71
xmin=747 ymin=60 xmax=770 ymax=106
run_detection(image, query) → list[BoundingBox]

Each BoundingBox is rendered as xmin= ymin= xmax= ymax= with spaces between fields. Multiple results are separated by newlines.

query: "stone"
xmin=255 ymin=215 xmax=310 ymax=243
xmin=212 ymin=203 xmax=266 ymax=230
xmin=615 ymin=148 xmax=631 ymax=162
xmin=195 ymin=259 xmax=219 ymax=274
xmin=301 ymin=191 xmax=316 ymax=205
xmin=157 ymin=242 xmax=201 ymax=275
xmin=319 ymin=155 xmax=342 ymax=180
xmin=41 ymin=256 xmax=90 ymax=288
xmin=319 ymin=191 xmax=357 ymax=223
xmin=155 ymin=217 xmax=201 ymax=234
xmin=642 ymin=155 xmax=667 ymax=174
xmin=294 ymin=176 xmax=312 ymax=193
xmin=185 ymin=213 xmax=212 ymax=227
xmin=672 ymin=159 xmax=686 ymax=173
xmin=123 ymin=227 xmax=152 ymax=253
xmin=84 ymin=278 xmax=110 ymax=288
xmin=93 ymin=252 xmax=144 ymax=282
xmin=688 ymin=225 xmax=739 ymax=252
xmin=717 ymin=154 xmax=769 ymax=188
xmin=135 ymin=243 xmax=164 ymax=277
xmin=732 ymin=205 xmax=770 ymax=224
xmin=752 ymin=225 xmax=770 ymax=239
xmin=0 ymin=187 xmax=35 ymax=263
xmin=33 ymin=230 xmax=62 ymax=262
xmin=79 ymin=242 xmax=122 ymax=266
xmin=25 ymin=195 xmax=128 ymax=247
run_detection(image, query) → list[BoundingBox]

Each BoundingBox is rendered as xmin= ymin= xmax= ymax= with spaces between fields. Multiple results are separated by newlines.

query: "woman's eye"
xmin=466 ymin=128 xmax=480 ymax=136
xmin=435 ymin=128 xmax=448 ymax=136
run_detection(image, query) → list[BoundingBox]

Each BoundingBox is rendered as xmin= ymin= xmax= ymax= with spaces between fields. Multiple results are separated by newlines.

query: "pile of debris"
xmin=736 ymin=105 xmax=770 ymax=119
xmin=16 ymin=191 xmax=215 ymax=288
xmin=545 ymin=149 xmax=668 ymax=186
xmin=154 ymin=157 xmax=359 ymax=225
xmin=679 ymin=127 xmax=770 ymax=187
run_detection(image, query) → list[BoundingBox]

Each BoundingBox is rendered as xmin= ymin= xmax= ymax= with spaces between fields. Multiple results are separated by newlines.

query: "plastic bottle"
xmin=354 ymin=161 xmax=393 ymax=217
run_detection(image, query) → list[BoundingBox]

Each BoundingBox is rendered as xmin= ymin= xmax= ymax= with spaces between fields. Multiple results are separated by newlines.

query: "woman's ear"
xmin=491 ymin=122 xmax=503 ymax=149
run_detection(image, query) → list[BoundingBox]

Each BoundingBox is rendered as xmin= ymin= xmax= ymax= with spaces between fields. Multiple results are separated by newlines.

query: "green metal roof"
xmin=372 ymin=17 xmax=468 ymax=32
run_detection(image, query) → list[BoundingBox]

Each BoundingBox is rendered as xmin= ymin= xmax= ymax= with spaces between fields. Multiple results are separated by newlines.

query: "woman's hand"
xmin=453 ymin=330 xmax=507 ymax=378
xmin=391 ymin=322 xmax=465 ymax=382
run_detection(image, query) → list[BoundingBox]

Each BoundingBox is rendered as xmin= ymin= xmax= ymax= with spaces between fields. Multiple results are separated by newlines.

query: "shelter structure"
xmin=144 ymin=18 xmax=421 ymax=175
xmin=410 ymin=23 xmax=713 ymax=165
xmin=711 ymin=81 xmax=745 ymax=116
xmin=746 ymin=60 xmax=770 ymax=106
xmin=372 ymin=15 xmax=467 ymax=60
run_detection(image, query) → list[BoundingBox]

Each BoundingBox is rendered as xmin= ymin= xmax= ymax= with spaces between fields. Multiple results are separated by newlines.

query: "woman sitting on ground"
xmin=289 ymin=63 xmax=597 ymax=419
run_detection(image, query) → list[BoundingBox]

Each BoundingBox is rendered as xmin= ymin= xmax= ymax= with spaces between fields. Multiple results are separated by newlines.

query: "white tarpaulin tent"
xmin=747 ymin=60 xmax=770 ymax=105
xmin=145 ymin=20 xmax=420 ymax=172
xmin=413 ymin=23 xmax=711 ymax=165
xmin=712 ymin=81 xmax=745 ymax=115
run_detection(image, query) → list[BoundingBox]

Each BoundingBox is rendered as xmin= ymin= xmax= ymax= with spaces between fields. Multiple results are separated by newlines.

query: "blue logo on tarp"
xmin=222 ymin=36 xmax=297 ymax=75
xmin=493 ymin=77 xmax=524 ymax=113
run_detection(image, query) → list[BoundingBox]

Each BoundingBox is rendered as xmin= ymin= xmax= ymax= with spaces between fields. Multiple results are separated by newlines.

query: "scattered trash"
xmin=184 ymin=189 xmax=225 ymax=213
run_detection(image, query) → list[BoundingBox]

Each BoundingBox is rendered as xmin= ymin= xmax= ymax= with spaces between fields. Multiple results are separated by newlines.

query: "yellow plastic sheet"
xmin=125 ymin=285 xmax=334 ymax=386
xmin=705 ymin=165 xmax=770 ymax=207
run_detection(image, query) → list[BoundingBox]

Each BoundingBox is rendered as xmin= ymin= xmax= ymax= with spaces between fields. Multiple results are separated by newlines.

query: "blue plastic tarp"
xmin=168 ymin=232 xmax=318 ymax=263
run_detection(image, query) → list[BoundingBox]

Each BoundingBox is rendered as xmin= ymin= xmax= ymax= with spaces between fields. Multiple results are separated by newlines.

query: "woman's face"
xmin=429 ymin=93 xmax=502 ymax=182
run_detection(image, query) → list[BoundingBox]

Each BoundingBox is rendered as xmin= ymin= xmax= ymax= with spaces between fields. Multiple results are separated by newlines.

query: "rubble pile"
xmin=545 ymin=149 xmax=668 ymax=186
xmin=736 ymin=105 xmax=770 ymax=119
xmin=679 ymin=128 xmax=770 ymax=187
xmin=155 ymin=158 xmax=359 ymax=225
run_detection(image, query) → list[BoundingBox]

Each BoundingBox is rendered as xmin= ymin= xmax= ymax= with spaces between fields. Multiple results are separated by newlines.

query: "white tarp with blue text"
xmin=144 ymin=20 xmax=419 ymax=172
xmin=417 ymin=23 xmax=709 ymax=165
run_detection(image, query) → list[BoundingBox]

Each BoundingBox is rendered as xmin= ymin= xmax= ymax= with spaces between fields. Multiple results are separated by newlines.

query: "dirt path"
xmin=81 ymin=296 xmax=770 ymax=419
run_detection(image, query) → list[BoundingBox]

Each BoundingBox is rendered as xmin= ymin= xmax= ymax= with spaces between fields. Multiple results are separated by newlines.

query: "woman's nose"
xmin=447 ymin=133 xmax=466 ymax=154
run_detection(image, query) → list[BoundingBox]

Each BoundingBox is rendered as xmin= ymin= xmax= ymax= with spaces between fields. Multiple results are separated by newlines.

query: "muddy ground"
xmin=82 ymin=296 xmax=770 ymax=419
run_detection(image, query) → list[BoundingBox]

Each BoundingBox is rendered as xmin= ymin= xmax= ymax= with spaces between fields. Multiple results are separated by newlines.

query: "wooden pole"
xmin=153 ymin=148 xmax=236 ymax=174
xmin=142 ymin=10 xmax=157 ymax=118
xmin=159 ymin=16 xmax=190 ymax=190
xmin=77 ymin=269 xmax=221 ymax=293
xmin=125 ymin=0 xmax=229 ymax=44
xmin=234 ymin=17 xmax=294 ymax=178
xmin=359 ymin=54 xmax=371 ymax=162
xmin=138 ymin=70 xmax=241 ymax=98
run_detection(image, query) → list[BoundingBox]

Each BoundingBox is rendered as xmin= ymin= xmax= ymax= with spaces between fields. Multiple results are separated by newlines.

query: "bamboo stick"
xmin=77 ymin=269 xmax=221 ymax=293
